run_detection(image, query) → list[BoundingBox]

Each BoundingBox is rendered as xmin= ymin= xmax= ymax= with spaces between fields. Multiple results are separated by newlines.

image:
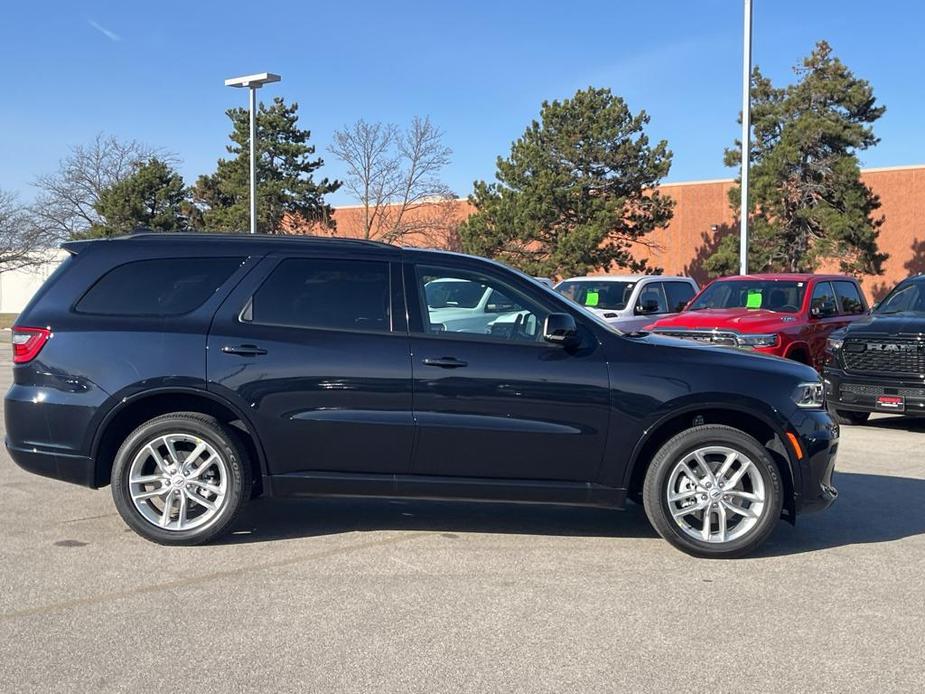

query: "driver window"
xmin=811 ymin=282 xmax=836 ymax=313
xmin=637 ymin=283 xmax=669 ymax=314
xmin=416 ymin=265 xmax=550 ymax=343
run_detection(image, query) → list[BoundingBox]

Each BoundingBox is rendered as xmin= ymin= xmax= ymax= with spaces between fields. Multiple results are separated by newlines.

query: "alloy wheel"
xmin=127 ymin=433 xmax=229 ymax=532
xmin=665 ymin=445 xmax=766 ymax=544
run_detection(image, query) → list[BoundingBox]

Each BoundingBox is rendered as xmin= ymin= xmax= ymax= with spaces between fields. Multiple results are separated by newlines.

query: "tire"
xmin=642 ymin=425 xmax=783 ymax=559
xmin=111 ymin=412 xmax=251 ymax=545
xmin=833 ymin=409 xmax=870 ymax=426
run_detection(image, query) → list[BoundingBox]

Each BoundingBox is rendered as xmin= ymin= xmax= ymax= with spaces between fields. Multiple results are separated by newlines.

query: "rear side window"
xmin=75 ymin=257 xmax=244 ymax=316
xmin=664 ymin=281 xmax=696 ymax=312
xmin=833 ymin=281 xmax=866 ymax=314
xmin=249 ymin=258 xmax=390 ymax=332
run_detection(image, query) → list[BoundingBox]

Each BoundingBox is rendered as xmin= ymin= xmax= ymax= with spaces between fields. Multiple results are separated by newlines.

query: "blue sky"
xmin=1 ymin=1 xmax=923 ymax=205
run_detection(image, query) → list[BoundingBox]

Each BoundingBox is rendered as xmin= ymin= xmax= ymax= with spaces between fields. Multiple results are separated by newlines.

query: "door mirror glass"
xmin=543 ymin=313 xmax=578 ymax=345
xmin=635 ymin=299 xmax=661 ymax=315
xmin=810 ymin=300 xmax=837 ymax=319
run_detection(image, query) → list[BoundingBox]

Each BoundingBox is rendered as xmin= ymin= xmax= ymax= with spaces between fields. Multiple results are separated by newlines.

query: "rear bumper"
xmin=790 ymin=409 xmax=839 ymax=515
xmin=4 ymin=382 xmax=103 ymax=488
xmin=5 ymin=439 xmax=96 ymax=487
xmin=823 ymin=367 xmax=925 ymax=416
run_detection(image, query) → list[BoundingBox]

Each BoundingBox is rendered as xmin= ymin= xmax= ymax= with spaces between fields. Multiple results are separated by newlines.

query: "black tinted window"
xmin=811 ymin=282 xmax=836 ymax=309
xmin=833 ymin=281 xmax=866 ymax=315
xmin=76 ymin=257 xmax=243 ymax=316
xmin=664 ymin=281 xmax=696 ymax=312
xmin=251 ymin=258 xmax=390 ymax=332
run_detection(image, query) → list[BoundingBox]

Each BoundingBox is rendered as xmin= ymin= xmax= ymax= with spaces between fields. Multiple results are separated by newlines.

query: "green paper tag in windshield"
xmin=585 ymin=291 xmax=600 ymax=307
xmin=746 ymin=290 xmax=763 ymax=309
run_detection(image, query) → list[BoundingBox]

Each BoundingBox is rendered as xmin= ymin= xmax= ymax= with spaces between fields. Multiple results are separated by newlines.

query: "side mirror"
xmin=810 ymin=300 xmax=837 ymax=319
xmin=635 ymin=299 xmax=660 ymax=315
xmin=543 ymin=313 xmax=578 ymax=346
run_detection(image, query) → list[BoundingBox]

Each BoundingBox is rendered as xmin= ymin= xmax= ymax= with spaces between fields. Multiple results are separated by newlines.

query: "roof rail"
xmin=118 ymin=231 xmax=395 ymax=249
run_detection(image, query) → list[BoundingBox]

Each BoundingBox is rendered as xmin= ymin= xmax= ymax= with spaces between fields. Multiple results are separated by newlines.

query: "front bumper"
xmin=789 ymin=409 xmax=839 ymax=515
xmin=823 ymin=367 xmax=925 ymax=416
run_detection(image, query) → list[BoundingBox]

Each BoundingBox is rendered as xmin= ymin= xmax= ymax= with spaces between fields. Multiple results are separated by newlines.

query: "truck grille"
xmin=653 ymin=329 xmax=738 ymax=347
xmin=842 ymin=338 xmax=925 ymax=375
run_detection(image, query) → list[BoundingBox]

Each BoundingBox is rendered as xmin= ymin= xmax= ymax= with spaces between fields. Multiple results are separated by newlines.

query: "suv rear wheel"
xmin=111 ymin=412 xmax=251 ymax=545
xmin=642 ymin=425 xmax=783 ymax=558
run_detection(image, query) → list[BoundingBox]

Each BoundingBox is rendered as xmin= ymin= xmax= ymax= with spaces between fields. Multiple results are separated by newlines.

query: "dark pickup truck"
xmin=824 ymin=275 xmax=925 ymax=424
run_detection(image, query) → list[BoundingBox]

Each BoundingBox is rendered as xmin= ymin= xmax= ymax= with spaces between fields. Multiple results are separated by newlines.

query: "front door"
xmin=406 ymin=260 xmax=611 ymax=482
xmin=207 ymin=252 xmax=414 ymax=476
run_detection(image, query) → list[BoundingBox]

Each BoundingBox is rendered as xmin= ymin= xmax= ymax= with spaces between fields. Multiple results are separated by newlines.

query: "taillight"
xmin=11 ymin=326 xmax=51 ymax=364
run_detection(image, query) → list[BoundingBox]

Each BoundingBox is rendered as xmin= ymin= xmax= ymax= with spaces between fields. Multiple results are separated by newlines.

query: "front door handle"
xmin=221 ymin=344 xmax=268 ymax=356
xmin=422 ymin=357 xmax=468 ymax=369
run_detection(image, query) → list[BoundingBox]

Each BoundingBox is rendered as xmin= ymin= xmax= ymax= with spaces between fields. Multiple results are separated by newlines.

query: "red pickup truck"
xmin=646 ymin=273 xmax=868 ymax=369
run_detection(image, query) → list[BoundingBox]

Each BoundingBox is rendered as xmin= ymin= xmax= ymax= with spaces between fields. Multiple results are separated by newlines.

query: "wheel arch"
xmin=623 ymin=402 xmax=799 ymax=521
xmin=783 ymin=342 xmax=812 ymax=364
xmin=90 ymin=387 xmax=268 ymax=490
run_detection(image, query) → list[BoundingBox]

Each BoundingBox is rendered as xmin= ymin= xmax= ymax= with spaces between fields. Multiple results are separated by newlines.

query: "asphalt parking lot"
xmin=0 ymin=353 xmax=923 ymax=693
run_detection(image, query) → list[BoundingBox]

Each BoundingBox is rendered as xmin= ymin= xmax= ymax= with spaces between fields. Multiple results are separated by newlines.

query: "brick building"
xmin=324 ymin=164 xmax=924 ymax=301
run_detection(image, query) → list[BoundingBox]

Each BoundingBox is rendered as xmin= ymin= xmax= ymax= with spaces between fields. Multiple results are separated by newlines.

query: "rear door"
xmin=207 ymin=251 xmax=415 ymax=476
xmin=405 ymin=258 xmax=611 ymax=482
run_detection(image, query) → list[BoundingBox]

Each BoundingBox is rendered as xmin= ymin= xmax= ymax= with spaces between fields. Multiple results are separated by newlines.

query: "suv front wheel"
xmin=643 ymin=425 xmax=783 ymax=558
xmin=111 ymin=412 xmax=251 ymax=545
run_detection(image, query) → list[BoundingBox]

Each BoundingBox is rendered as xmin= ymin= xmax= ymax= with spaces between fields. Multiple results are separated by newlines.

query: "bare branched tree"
xmin=0 ymin=190 xmax=56 ymax=272
xmin=329 ymin=116 xmax=454 ymax=244
xmin=32 ymin=134 xmax=169 ymax=240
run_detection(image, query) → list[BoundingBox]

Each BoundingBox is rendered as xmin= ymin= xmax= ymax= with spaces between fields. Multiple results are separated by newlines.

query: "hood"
xmin=841 ymin=311 xmax=925 ymax=337
xmin=648 ymin=308 xmax=799 ymax=333
xmin=621 ymin=332 xmax=818 ymax=381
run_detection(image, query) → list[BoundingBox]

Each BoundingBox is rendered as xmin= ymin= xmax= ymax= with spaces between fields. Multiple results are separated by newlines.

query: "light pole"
xmin=224 ymin=72 xmax=281 ymax=234
xmin=739 ymin=0 xmax=753 ymax=275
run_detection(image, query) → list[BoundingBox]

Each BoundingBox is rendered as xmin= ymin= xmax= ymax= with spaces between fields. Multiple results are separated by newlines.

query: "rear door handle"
xmin=221 ymin=344 xmax=268 ymax=356
xmin=422 ymin=357 xmax=468 ymax=369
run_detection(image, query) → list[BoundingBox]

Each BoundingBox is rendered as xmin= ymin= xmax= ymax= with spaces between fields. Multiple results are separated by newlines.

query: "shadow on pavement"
xmin=863 ymin=416 xmax=925 ymax=433
xmin=758 ymin=471 xmax=925 ymax=557
xmin=221 ymin=472 xmax=925 ymax=557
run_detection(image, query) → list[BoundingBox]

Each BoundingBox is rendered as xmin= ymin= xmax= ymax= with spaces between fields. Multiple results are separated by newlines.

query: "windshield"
xmin=555 ymin=280 xmax=635 ymax=310
xmin=876 ymin=281 xmax=925 ymax=314
xmin=424 ymin=279 xmax=486 ymax=308
xmin=688 ymin=280 xmax=806 ymax=313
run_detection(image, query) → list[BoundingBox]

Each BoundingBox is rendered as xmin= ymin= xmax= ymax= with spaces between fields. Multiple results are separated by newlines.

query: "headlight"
xmin=736 ymin=333 xmax=778 ymax=347
xmin=793 ymin=381 xmax=825 ymax=408
xmin=827 ymin=336 xmax=844 ymax=351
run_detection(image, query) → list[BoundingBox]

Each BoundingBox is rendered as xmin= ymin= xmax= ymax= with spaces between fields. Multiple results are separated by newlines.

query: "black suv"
xmin=825 ymin=275 xmax=925 ymax=424
xmin=5 ymin=234 xmax=838 ymax=557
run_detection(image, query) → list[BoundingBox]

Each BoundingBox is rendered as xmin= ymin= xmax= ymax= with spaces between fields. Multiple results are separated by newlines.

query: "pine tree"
xmin=88 ymin=158 xmax=188 ymax=237
xmin=459 ymin=87 xmax=673 ymax=277
xmin=708 ymin=41 xmax=887 ymax=277
xmin=193 ymin=97 xmax=340 ymax=233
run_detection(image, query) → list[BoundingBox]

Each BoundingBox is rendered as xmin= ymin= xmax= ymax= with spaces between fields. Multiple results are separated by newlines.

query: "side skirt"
xmin=263 ymin=472 xmax=626 ymax=509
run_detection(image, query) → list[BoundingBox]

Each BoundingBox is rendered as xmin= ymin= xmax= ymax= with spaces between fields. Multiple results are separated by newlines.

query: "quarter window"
xmin=416 ymin=266 xmax=549 ymax=343
xmin=75 ymin=257 xmax=244 ymax=316
xmin=249 ymin=258 xmax=390 ymax=332
xmin=833 ymin=281 xmax=866 ymax=315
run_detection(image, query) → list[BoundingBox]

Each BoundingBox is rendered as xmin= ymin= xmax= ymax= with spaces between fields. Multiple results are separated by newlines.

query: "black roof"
xmin=62 ymin=231 xmax=396 ymax=254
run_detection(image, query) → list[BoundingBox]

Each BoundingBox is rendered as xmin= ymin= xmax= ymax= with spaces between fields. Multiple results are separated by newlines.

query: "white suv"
xmin=555 ymin=275 xmax=699 ymax=332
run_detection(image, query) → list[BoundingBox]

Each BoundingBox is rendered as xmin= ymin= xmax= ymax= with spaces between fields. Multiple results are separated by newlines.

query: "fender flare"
xmin=89 ymin=386 xmax=270 ymax=481
xmin=620 ymin=396 xmax=802 ymax=494
xmin=783 ymin=341 xmax=812 ymax=363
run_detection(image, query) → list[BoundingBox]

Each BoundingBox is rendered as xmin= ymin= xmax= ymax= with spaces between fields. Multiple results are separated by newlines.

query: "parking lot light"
xmin=224 ymin=72 xmax=282 ymax=234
